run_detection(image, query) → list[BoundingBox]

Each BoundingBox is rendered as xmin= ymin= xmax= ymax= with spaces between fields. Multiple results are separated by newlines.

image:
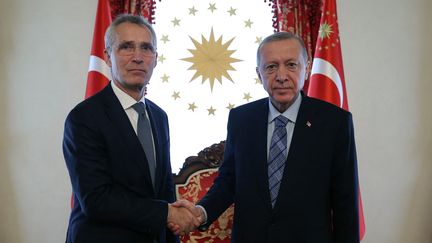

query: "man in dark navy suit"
xmin=63 ymin=14 xmax=200 ymax=243
xmin=173 ymin=32 xmax=360 ymax=243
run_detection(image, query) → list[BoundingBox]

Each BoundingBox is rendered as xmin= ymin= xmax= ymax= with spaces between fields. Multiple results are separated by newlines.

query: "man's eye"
xmin=266 ymin=64 xmax=277 ymax=71
xmin=119 ymin=44 xmax=134 ymax=50
xmin=287 ymin=62 xmax=299 ymax=70
xmin=140 ymin=44 xmax=154 ymax=52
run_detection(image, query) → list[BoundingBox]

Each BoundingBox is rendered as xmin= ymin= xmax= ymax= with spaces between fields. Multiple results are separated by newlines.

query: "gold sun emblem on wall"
xmin=182 ymin=28 xmax=242 ymax=92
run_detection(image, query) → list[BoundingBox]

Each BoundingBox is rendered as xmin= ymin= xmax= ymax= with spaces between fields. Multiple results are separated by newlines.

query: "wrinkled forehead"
xmin=113 ymin=22 xmax=154 ymax=44
xmin=259 ymin=39 xmax=306 ymax=63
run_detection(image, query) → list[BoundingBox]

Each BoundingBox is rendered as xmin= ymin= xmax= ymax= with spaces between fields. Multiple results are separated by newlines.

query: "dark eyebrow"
xmin=119 ymin=40 xmax=133 ymax=44
xmin=286 ymin=58 xmax=300 ymax=62
xmin=117 ymin=41 xmax=134 ymax=47
xmin=140 ymin=42 xmax=153 ymax=47
xmin=118 ymin=41 xmax=153 ymax=47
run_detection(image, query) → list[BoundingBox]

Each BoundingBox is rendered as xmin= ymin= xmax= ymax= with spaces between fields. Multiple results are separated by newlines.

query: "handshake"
xmin=167 ymin=199 xmax=206 ymax=236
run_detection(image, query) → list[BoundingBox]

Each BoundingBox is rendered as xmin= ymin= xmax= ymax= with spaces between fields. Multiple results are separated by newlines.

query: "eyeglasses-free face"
xmin=257 ymin=39 xmax=309 ymax=112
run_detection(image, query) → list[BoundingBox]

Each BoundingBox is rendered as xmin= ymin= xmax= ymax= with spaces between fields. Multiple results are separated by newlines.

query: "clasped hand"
xmin=167 ymin=199 xmax=204 ymax=236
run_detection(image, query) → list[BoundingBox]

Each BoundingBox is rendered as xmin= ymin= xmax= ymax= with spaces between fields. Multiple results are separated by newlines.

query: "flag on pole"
xmin=307 ymin=0 xmax=366 ymax=239
xmin=72 ymin=0 xmax=112 ymax=209
xmin=85 ymin=0 xmax=112 ymax=99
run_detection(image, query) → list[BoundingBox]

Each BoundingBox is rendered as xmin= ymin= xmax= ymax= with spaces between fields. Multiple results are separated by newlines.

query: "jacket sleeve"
xmin=198 ymin=110 xmax=236 ymax=226
xmin=331 ymin=112 xmax=360 ymax=243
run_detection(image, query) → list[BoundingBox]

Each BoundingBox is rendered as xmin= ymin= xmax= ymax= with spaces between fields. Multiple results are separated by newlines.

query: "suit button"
xmin=198 ymin=225 xmax=208 ymax=231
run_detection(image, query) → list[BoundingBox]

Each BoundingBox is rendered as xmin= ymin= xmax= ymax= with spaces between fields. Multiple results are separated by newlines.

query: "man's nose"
xmin=131 ymin=52 xmax=144 ymax=63
xmin=276 ymin=68 xmax=288 ymax=82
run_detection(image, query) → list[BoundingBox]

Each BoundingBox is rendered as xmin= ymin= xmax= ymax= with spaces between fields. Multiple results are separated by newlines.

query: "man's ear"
xmin=256 ymin=67 xmax=262 ymax=82
xmin=154 ymin=52 xmax=158 ymax=68
xmin=305 ymin=60 xmax=311 ymax=80
xmin=104 ymin=49 xmax=112 ymax=67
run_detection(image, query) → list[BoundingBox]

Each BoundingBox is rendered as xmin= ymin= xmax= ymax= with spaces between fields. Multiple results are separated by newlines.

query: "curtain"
xmin=109 ymin=0 xmax=157 ymax=22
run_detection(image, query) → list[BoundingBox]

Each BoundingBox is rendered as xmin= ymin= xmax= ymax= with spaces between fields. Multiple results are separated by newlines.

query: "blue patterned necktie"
xmin=132 ymin=102 xmax=156 ymax=187
xmin=268 ymin=115 xmax=289 ymax=208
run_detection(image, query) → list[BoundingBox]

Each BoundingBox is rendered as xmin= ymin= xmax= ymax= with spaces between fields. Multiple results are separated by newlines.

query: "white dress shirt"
xmin=111 ymin=82 xmax=156 ymax=158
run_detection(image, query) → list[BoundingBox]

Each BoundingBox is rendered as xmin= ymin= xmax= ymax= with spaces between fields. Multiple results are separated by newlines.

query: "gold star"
xmin=172 ymin=91 xmax=180 ymax=100
xmin=161 ymin=74 xmax=169 ymax=83
xmin=255 ymin=78 xmax=261 ymax=84
xmin=226 ymin=103 xmax=235 ymax=110
xmin=181 ymin=28 xmax=242 ymax=92
xmin=318 ymin=21 xmax=333 ymax=40
xmin=243 ymin=92 xmax=252 ymax=101
xmin=207 ymin=106 xmax=216 ymax=115
xmin=208 ymin=3 xmax=217 ymax=13
xmin=160 ymin=35 xmax=170 ymax=44
xmin=158 ymin=54 xmax=166 ymax=63
xmin=188 ymin=102 xmax=197 ymax=112
xmin=244 ymin=19 xmax=253 ymax=28
xmin=227 ymin=7 xmax=237 ymax=16
xmin=189 ymin=6 xmax=198 ymax=15
xmin=171 ymin=18 xmax=181 ymax=27
xmin=255 ymin=36 xmax=262 ymax=44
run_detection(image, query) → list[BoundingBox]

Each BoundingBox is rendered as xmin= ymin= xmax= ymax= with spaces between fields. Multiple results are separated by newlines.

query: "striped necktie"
xmin=268 ymin=115 xmax=289 ymax=208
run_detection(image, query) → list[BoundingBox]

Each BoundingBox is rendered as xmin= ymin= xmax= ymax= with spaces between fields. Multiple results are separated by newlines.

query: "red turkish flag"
xmin=307 ymin=0 xmax=366 ymax=240
xmin=85 ymin=0 xmax=112 ymax=99
xmin=72 ymin=0 xmax=112 ymax=209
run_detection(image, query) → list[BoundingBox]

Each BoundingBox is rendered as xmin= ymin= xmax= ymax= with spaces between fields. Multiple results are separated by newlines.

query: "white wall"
xmin=339 ymin=0 xmax=432 ymax=242
xmin=0 ymin=0 xmax=431 ymax=242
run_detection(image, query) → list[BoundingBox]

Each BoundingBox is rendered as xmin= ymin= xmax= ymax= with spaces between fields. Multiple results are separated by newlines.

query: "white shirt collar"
xmin=111 ymin=81 xmax=146 ymax=110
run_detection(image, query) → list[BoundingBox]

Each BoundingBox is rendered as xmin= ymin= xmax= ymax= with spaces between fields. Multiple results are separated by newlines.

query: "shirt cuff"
xmin=195 ymin=205 xmax=208 ymax=229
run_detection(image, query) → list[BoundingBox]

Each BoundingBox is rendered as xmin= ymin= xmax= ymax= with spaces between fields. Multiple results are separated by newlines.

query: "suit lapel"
xmin=249 ymin=99 xmax=272 ymax=210
xmin=100 ymin=86 xmax=155 ymax=194
xmin=273 ymin=95 xmax=317 ymax=210
xmin=145 ymin=102 xmax=163 ymax=194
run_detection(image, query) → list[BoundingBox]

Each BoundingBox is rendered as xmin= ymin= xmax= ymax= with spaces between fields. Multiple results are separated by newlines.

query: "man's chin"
xmin=275 ymin=93 xmax=296 ymax=102
xmin=126 ymin=78 xmax=146 ymax=87
xmin=273 ymin=95 xmax=297 ymax=105
xmin=121 ymin=81 xmax=146 ymax=92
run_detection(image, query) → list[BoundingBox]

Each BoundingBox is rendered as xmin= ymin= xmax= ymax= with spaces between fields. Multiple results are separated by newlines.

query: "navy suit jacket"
xmin=63 ymin=84 xmax=179 ymax=243
xmin=199 ymin=94 xmax=359 ymax=243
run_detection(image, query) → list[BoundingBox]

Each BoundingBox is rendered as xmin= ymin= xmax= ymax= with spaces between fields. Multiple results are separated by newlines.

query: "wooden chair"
xmin=173 ymin=141 xmax=234 ymax=243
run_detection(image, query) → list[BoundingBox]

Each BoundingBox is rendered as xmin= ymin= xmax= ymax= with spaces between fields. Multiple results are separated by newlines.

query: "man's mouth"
xmin=129 ymin=69 xmax=145 ymax=73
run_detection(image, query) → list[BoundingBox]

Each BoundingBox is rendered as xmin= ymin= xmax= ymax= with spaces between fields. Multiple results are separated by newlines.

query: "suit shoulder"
xmin=65 ymin=87 xmax=109 ymax=122
xmin=304 ymin=95 xmax=352 ymax=118
xmin=230 ymin=98 xmax=267 ymax=115
xmin=145 ymin=99 xmax=166 ymax=114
